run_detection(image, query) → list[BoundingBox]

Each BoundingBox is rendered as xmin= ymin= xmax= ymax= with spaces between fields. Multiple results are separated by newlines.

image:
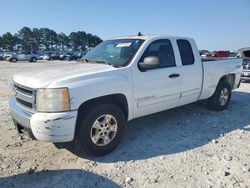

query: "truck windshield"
xmin=83 ymin=39 xmax=144 ymax=67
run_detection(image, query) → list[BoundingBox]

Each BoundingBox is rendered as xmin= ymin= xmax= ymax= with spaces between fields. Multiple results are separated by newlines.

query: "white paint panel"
xmin=30 ymin=111 xmax=78 ymax=142
xmin=137 ymin=93 xmax=180 ymax=108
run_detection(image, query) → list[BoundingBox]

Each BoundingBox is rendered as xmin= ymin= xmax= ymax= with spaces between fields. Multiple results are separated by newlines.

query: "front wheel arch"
xmin=77 ymin=94 xmax=129 ymax=122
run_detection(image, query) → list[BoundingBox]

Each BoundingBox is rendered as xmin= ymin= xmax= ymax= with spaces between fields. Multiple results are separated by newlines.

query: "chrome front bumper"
xmin=9 ymin=96 xmax=32 ymax=129
xmin=9 ymin=96 xmax=78 ymax=143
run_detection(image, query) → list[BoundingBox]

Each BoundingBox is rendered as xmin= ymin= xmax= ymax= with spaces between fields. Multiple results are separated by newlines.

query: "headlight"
xmin=36 ymin=88 xmax=70 ymax=112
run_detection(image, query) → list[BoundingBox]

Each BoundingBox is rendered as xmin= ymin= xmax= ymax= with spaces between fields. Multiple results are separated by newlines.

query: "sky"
xmin=0 ymin=0 xmax=249 ymax=50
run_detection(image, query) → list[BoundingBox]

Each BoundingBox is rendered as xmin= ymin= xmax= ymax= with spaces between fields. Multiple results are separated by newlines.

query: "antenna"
xmin=138 ymin=32 xmax=142 ymax=36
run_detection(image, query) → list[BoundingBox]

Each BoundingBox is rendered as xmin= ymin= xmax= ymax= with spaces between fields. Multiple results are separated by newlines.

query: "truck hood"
xmin=13 ymin=62 xmax=115 ymax=88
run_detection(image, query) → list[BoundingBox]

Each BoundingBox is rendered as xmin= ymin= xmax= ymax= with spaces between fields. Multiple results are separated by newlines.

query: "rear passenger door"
xmin=133 ymin=39 xmax=182 ymax=118
xmin=176 ymin=39 xmax=203 ymax=106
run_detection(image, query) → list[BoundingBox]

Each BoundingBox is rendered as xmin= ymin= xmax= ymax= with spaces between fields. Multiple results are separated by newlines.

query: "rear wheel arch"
xmin=218 ymin=74 xmax=235 ymax=89
xmin=207 ymin=80 xmax=232 ymax=111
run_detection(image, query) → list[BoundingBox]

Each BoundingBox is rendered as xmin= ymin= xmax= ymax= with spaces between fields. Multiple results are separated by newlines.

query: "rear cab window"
xmin=177 ymin=39 xmax=195 ymax=66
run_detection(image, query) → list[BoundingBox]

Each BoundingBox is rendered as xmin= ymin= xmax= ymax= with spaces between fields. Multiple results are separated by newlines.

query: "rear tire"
xmin=207 ymin=81 xmax=231 ymax=111
xmin=30 ymin=57 xmax=37 ymax=62
xmin=74 ymin=103 xmax=125 ymax=156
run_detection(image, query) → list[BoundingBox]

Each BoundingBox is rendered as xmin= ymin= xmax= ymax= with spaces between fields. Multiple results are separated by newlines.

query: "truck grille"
xmin=243 ymin=61 xmax=250 ymax=70
xmin=14 ymin=83 xmax=35 ymax=109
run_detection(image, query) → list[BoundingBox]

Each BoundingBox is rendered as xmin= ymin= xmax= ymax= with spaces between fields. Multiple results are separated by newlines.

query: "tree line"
xmin=0 ymin=27 xmax=103 ymax=52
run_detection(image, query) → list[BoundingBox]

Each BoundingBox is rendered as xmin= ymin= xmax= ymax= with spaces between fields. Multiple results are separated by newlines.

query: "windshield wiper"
xmin=87 ymin=59 xmax=112 ymax=66
xmin=80 ymin=58 xmax=114 ymax=67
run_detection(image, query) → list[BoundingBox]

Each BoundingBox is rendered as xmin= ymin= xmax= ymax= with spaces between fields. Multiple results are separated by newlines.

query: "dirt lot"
xmin=0 ymin=60 xmax=249 ymax=188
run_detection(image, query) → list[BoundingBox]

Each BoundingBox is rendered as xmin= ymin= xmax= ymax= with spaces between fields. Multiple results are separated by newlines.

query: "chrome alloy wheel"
xmin=219 ymin=88 xmax=229 ymax=106
xmin=90 ymin=114 xmax=118 ymax=146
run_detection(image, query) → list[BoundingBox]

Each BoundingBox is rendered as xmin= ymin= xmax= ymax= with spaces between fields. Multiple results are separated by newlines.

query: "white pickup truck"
xmin=9 ymin=34 xmax=242 ymax=156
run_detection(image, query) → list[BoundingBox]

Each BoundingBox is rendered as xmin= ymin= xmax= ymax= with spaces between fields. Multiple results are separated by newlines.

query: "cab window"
xmin=140 ymin=39 xmax=176 ymax=68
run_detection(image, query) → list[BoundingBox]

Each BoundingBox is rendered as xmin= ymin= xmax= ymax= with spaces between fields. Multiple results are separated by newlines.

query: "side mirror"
xmin=139 ymin=56 xmax=160 ymax=71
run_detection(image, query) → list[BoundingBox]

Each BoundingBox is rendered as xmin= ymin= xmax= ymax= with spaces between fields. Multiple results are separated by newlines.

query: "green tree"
xmin=58 ymin=32 xmax=70 ymax=51
xmin=69 ymin=32 xmax=79 ymax=51
xmin=38 ymin=28 xmax=58 ymax=50
xmin=48 ymin=29 xmax=58 ymax=50
xmin=0 ymin=36 xmax=2 ymax=49
xmin=86 ymin=33 xmax=102 ymax=47
xmin=69 ymin=31 xmax=102 ymax=51
xmin=76 ymin=31 xmax=87 ymax=51
xmin=12 ymin=34 xmax=21 ymax=51
xmin=32 ymin=28 xmax=43 ymax=50
xmin=1 ymin=32 xmax=15 ymax=51
xmin=1 ymin=27 xmax=102 ymax=52
xmin=18 ymin=26 xmax=37 ymax=51
xmin=39 ymin=28 xmax=50 ymax=50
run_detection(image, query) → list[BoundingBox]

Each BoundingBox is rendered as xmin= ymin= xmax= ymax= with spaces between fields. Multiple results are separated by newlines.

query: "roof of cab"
xmin=111 ymin=35 xmax=153 ymax=40
xmin=111 ymin=34 xmax=192 ymax=41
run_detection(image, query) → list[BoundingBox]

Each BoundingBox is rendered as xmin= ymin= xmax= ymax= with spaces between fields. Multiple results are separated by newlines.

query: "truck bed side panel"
xmin=199 ymin=59 xmax=242 ymax=100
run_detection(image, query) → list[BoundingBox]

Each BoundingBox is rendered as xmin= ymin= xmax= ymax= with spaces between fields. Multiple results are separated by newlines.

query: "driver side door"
xmin=133 ymin=39 xmax=182 ymax=118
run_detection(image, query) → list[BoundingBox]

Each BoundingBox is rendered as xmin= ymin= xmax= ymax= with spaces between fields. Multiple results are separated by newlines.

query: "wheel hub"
xmin=90 ymin=114 xmax=118 ymax=146
xmin=219 ymin=88 xmax=229 ymax=106
xmin=98 ymin=123 xmax=111 ymax=136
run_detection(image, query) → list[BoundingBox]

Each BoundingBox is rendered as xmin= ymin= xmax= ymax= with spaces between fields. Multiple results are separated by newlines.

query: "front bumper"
xmin=9 ymin=96 xmax=78 ymax=143
xmin=9 ymin=96 xmax=35 ymax=138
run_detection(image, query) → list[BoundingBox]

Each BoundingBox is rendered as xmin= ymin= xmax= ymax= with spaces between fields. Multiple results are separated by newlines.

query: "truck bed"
xmin=199 ymin=58 xmax=242 ymax=100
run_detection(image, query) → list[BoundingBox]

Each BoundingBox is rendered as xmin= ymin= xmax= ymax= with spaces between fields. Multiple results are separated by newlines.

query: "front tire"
xmin=207 ymin=81 xmax=231 ymax=111
xmin=33 ymin=57 xmax=37 ymax=62
xmin=10 ymin=58 xmax=17 ymax=63
xmin=75 ymin=104 xmax=125 ymax=156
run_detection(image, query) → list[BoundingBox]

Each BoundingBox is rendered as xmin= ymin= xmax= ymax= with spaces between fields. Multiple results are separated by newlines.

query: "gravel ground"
xmin=0 ymin=60 xmax=249 ymax=188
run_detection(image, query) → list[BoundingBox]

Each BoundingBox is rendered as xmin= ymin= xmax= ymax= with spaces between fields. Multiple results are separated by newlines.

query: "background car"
xmin=3 ymin=52 xmax=17 ymax=60
xmin=7 ymin=51 xmax=39 ymax=63
xmin=211 ymin=51 xmax=230 ymax=58
xmin=238 ymin=47 xmax=250 ymax=82
xmin=59 ymin=52 xmax=73 ymax=60
xmin=41 ymin=52 xmax=61 ymax=61
xmin=66 ymin=52 xmax=86 ymax=61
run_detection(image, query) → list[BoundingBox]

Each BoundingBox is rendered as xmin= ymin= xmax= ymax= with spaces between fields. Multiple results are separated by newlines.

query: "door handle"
xmin=169 ymin=74 xmax=180 ymax=78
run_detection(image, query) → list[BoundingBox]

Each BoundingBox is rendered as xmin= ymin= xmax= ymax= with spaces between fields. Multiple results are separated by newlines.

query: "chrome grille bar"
xmin=14 ymin=83 xmax=35 ymax=109
xmin=16 ymin=90 xmax=34 ymax=103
